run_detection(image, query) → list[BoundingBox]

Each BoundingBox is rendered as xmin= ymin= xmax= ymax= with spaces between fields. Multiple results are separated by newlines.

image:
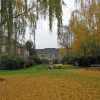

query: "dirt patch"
xmin=85 ymin=67 xmax=100 ymax=71
xmin=76 ymin=69 xmax=100 ymax=77
xmin=0 ymin=78 xmax=6 ymax=82
xmin=0 ymin=75 xmax=100 ymax=100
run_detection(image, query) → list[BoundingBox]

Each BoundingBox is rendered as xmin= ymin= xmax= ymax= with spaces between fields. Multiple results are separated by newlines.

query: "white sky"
xmin=27 ymin=0 xmax=76 ymax=49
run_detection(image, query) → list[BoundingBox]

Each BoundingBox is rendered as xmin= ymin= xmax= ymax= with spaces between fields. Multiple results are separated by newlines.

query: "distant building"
xmin=36 ymin=48 xmax=60 ymax=61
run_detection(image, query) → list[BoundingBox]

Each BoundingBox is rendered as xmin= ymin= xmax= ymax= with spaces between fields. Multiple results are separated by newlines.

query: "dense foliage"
xmin=0 ymin=55 xmax=37 ymax=70
xmin=60 ymin=0 xmax=100 ymax=66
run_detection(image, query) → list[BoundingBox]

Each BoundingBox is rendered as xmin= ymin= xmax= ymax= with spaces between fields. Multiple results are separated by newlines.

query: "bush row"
xmin=0 ymin=55 xmax=63 ymax=70
xmin=0 ymin=55 xmax=34 ymax=70
xmin=62 ymin=55 xmax=100 ymax=67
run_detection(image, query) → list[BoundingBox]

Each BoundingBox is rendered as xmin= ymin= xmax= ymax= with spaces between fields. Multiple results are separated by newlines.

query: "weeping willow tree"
xmin=0 ymin=0 xmax=63 ymax=56
xmin=69 ymin=0 xmax=100 ymax=57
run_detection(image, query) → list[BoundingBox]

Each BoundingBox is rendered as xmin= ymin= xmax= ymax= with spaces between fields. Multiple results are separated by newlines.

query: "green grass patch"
xmin=0 ymin=64 xmax=100 ymax=83
xmin=0 ymin=64 xmax=48 ymax=76
xmin=0 ymin=64 xmax=76 ymax=77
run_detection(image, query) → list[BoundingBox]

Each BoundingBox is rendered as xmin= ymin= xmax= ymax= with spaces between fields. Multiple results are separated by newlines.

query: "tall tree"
xmin=0 ymin=0 xmax=63 ymax=56
xmin=69 ymin=0 xmax=100 ymax=57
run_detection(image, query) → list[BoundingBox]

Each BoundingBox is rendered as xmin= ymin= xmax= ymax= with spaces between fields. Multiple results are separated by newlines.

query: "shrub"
xmin=0 ymin=55 xmax=35 ymax=70
xmin=33 ymin=57 xmax=42 ymax=64
xmin=41 ymin=59 xmax=49 ymax=64
xmin=61 ymin=54 xmax=77 ymax=65
xmin=71 ymin=56 xmax=100 ymax=67
xmin=24 ymin=56 xmax=35 ymax=68
xmin=29 ymin=55 xmax=42 ymax=64
xmin=0 ymin=55 xmax=25 ymax=70
xmin=53 ymin=59 xmax=59 ymax=64
xmin=53 ymin=64 xmax=64 ymax=69
xmin=61 ymin=53 xmax=100 ymax=67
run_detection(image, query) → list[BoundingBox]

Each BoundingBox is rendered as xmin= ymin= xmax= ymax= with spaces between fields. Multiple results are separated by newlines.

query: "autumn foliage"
xmin=69 ymin=0 xmax=100 ymax=57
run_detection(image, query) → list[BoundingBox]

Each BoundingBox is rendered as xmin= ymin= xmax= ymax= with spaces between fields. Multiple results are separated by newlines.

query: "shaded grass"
xmin=0 ymin=64 xmax=49 ymax=76
xmin=0 ymin=64 xmax=100 ymax=82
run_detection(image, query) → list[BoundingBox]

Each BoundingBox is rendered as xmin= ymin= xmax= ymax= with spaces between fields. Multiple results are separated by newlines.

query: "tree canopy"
xmin=69 ymin=0 xmax=100 ymax=56
xmin=0 ymin=0 xmax=63 ymax=55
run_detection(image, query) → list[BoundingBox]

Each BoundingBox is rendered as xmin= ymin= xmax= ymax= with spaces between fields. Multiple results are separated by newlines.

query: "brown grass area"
xmin=76 ymin=69 xmax=100 ymax=77
xmin=0 ymin=72 xmax=100 ymax=100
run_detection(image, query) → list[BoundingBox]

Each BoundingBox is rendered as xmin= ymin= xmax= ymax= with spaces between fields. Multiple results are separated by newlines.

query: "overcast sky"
xmin=27 ymin=0 xmax=76 ymax=49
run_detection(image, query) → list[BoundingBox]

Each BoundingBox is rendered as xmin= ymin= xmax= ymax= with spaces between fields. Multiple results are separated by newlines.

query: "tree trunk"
xmin=0 ymin=0 xmax=6 ymax=54
xmin=7 ymin=0 xmax=15 ymax=56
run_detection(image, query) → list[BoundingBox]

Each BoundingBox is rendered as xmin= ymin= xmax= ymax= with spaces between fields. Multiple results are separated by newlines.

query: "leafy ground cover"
xmin=0 ymin=65 xmax=100 ymax=100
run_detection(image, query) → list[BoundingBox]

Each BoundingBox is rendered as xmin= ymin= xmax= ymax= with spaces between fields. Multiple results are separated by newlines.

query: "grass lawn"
xmin=0 ymin=64 xmax=100 ymax=100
